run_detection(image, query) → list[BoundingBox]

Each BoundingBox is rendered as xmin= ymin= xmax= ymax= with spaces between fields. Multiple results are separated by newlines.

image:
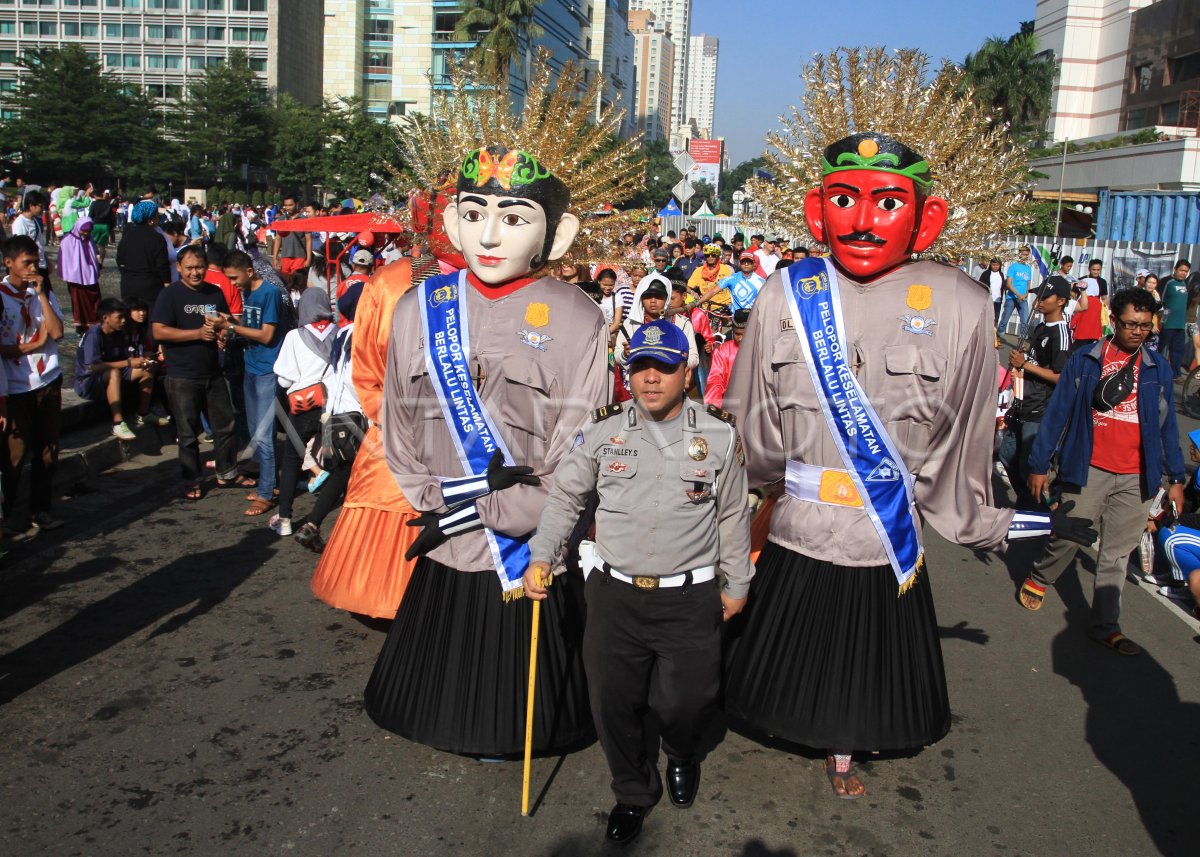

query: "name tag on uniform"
xmin=785 ymin=460 xmax=864 ymax=509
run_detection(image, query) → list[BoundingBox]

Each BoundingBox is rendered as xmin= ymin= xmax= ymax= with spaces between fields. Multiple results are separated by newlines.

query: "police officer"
xmin=525 ymin=318 xmax=753 ymax=846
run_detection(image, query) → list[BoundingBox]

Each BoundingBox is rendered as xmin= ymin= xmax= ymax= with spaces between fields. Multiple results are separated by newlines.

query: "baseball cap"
xmin=652 ymin=247 xmax=670 ymax=260
xmin=765 ymin=234 xmax=780 ymax=243
xmin=641 ymin=274 xmax=669 ymax=299
xmin=739 ymin=250 xmax=756 ymax=261
xmin=351 ymin=248 xmax=374 ymax=266
xmin=1040 ymin=275 xmax=1072 ymax=300
xmin=1136 ymin=268 xmax=1151 ymax=278
xmin=629 ymin=318 xmax=690 ymax=366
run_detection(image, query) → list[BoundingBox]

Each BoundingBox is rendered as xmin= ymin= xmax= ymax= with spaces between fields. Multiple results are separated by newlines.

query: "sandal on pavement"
xmin=217 ymin=474 xmax=257 ymax=489
xmin=244 ymin=488 xmax=279 ymax=502
xmin=823 ymin=757 xmax=865 ymax=800
xmin=184 ymin=483 xmax=204 ymax=501
xmin=1019 ymin=578 xmax=1047 ymax=611
xmin=1096 ymin=632 xmax=1142 ymax=656
xmin=244 ymin=497 xmax=276 ymax=517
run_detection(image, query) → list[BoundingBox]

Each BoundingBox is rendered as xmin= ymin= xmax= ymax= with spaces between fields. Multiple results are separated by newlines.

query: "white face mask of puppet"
xmin=442 ymin=148 xmax=580 ymax=285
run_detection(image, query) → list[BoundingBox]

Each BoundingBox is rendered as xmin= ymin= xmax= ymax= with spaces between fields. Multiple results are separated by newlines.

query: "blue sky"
xmin=692 ymin=0 xmax=1038 ymax=164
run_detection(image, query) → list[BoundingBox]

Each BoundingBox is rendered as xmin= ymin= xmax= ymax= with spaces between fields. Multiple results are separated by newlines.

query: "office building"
xmin=0 ymin=0 xmax=323 ymax=105
xmin=1121 ymin=0 xmax=1200 ymax=131
xmin=629 ymin=9 xmax=673 ymax=142
xmin=684 ymin=33 xmax=716 ymax=138
xmin=629 ymin=0 xmax=690 ymax=129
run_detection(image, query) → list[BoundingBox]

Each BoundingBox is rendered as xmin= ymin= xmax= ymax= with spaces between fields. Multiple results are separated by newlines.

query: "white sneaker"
xmin=112 ymin=421 xmax=137 ymax=441
xmin=268 ymin=514 xmax=293 ymax=536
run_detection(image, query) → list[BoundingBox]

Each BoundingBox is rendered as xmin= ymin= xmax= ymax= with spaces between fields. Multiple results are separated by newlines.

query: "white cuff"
xmin=440 ymin=502 xmax=483 ymax=537
xmin=440 ymin=474 xmax=490 ymax=507
xmin=1008 ymin=512 xmax=1052 ymax=540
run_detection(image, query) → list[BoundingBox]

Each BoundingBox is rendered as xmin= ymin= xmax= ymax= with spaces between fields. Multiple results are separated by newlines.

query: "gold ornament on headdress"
xmin=397 ymin=49 xmax=647 ymax=267
xmin=748 ymin=47 xmax=1031 ymax=262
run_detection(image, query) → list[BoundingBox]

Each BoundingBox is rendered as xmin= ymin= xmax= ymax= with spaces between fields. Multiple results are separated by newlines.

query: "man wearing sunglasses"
xmin=1021 ymin=287 xmax=1187 ymax=657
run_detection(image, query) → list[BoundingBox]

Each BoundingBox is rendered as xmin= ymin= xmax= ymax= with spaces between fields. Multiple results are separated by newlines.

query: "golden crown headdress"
xmin=748 ymin=47 xmax=1031 ymax=261
xmin=397 ymin=49 xmax=647 ymax=267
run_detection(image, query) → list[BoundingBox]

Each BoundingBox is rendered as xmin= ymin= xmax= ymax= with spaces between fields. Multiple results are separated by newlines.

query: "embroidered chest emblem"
xmin=524 ymin=302 xmax=550 ymax=328
xmin=907 ymin=284 xmax=932 ymax=311
xmin=688 ymin=437 xmax=708 ymax=461
xmin=607 ymin=460 xmax=628 ymax=474
xmin=517 ymin=329 xmax=553 ymax=351
xmin=899 ymin=314 xmax=937 ymax=336
xmin=642 ymin=325 xmax=664 ymax=345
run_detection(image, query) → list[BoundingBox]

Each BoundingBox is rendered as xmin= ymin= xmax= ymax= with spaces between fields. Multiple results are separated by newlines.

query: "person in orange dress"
xmin=309 ymin=256 xmax=419 ymax=619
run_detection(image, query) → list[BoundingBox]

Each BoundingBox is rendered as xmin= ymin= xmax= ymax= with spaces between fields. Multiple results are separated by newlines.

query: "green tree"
xmin=178 ymin=49 xmax=271 ymax=184
xmin=961 ymin=30 xmax=1056 ymax=144
xmin=454 ymin=0 xmax=544 ymax=80
xmin=629 ymin=139 xmax=679 ymax=210
xmin=321 ymin=97 xmax=402 ymax=199
xmin=0 ymin=44 xmax=174 ymax=184
xmin=270 ymin=94 xmax=331 ymax=191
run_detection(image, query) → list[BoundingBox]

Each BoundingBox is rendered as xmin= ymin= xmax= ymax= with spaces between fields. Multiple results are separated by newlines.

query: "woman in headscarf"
xmin=59 ymin=215 xmax=101 ymax=335
xmin=115 ymin=200 xmax=170 ymax=304
xmin=270 ymin=287 xmax=336 ymax=538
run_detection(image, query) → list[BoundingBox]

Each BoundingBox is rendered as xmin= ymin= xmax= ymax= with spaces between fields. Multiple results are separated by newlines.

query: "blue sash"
xmin=781 ymin=257 xmax=923 ymax=589
xmin=419 ymin=270 xmax=530 ymax=598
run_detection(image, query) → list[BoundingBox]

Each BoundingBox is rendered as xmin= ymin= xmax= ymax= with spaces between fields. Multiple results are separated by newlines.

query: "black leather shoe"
xmin=666 ymin=759 xmax=700 ymax=808
xmin=605 ymin=803 xmax=648 ymax=845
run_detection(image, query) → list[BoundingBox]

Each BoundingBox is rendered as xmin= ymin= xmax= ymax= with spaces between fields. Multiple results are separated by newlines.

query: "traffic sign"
xmin=672 ymin=178 xmax=695 ymax=203
xmin=673 ymin=152 xmax=696 ymax=174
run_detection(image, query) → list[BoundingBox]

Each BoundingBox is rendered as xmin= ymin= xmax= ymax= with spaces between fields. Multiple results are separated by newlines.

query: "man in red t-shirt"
xmin=1068 ymin=260 xmax=1108 ymax=354
xmin=1023 ymin=288 xmax=1187 ymax=656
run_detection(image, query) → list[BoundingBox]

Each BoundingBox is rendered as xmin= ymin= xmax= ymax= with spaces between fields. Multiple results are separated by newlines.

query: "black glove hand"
xmin=405 ymin=510 xmax=449 ymax=561
xmin=485 ymin=449 xmax=541 ymax=492
xmin=1050 ymin=500 xmax=1098 ymax=547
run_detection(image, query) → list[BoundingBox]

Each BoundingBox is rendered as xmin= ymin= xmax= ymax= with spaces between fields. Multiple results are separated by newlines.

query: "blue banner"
xmin=781 ymin=257 xmax=923 ymax=589
xmin=419 ymin=271 xmax=530 ymax=596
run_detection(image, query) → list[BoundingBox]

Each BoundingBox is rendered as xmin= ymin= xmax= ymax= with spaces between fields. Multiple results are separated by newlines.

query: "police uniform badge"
xmin=688 ymin=437 xmax=709 ymax=461
xmin=517 ymin=301 xmax=552 ymax=351
xmin=899 ymin=314 xmax=937 ymax=336
xmin=592 ymin=403 xmax=623 ymax=423
xmin=642 ymin=325 xmax=664 ymax=346
xmin=906 ymin=284 xmax=932 ymax=311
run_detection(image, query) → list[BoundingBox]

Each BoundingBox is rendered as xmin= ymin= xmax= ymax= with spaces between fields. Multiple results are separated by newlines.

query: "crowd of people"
xmin=1 ymin=161 xmax=1197 ymax=846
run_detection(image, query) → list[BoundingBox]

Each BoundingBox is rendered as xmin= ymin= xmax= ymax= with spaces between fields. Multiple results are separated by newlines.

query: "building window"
xmin=148 ymin=0 xmax=183 ymax=8
xmin=1133 ymin=64 xmax=1152 ymax=93
xmin=1125 ymin=108 xmax=1147 ymax=129
xmin=147 ymin=25 xmax=164 ymax=39
xmin=1169 ymin=52 xmax=1200 ymax=85
xmin=123 ymin=54 xmax=141 ymax=68
xmin=0 ymin=21 xmax=10 ymax=34
xmin=207 ymin=27 xmax=225 ymax=41
xmin=232 ymin=27 xmax=247 ymax=41
xmin=165 ymin=83 xmax=183 ymax=99
xmin=82 ymin=22 xmax=98 ymax=37
xmin=165 ymin=54 xmax=181 ymax=69
xmin=188 ymin=26 xmax=205 ymax=41
xmin=364 ymin=50 xmax=392 ymax=72
xmin=433 ymin=12 xmax=462 ymax=39
xmin=20 ymin=21 xmax=34 ymax=35
xmin=0 ymin=78 xmax=16 ymax=92
xmin=104 ymin=23 xmax=122 ymax=38
xmin=1161 ymin=101 xmax=1180 ymax=125
xmin=146 ymin=55 xmax=164 ymax=68
xmin=0 ymin=50 xmax=16 ymax=65
xmin=248 ymin=56 xmax=265 ymax=72
xmin=249 ymin=27 xmax=265 ymax=42
xmin=124 ymin=24 xmax=140 ymax=39
xmin=165 ymin=25 xmax=181 ymax=40
xmin=62 ymin=21 xmax=79 ymax=36
xmin=106 ymin=0 xmax=141 ymax=7
xmin=366 ymin=19 xmax=392 ymax=39
xmin=104 ymin=52 xmax=121 ymax=68
xmin=189 ymin=56 xmax=205 ymax=70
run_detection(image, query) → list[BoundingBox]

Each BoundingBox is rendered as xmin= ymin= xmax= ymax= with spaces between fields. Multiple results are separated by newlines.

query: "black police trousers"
xmin=582 ymin=568 xmax=723 ymax=807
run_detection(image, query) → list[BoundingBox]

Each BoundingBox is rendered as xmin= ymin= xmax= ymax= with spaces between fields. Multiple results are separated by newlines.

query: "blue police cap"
xmin=628 ymin=318 xmax=689 ymax=367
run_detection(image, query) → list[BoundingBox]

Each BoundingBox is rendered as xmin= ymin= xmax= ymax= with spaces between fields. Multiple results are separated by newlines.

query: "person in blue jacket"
xmin=1021 ymin=287 xmax=1187 ymax=656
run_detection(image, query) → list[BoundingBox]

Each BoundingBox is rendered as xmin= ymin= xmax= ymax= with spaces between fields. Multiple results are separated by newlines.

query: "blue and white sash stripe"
xmin=781 ymin=257 xmax=923 ymax=588
xmin=1007 ymin=512 xmax=1053 ymax=540
xmin=419 ymin=270 xmax=530 ymax=596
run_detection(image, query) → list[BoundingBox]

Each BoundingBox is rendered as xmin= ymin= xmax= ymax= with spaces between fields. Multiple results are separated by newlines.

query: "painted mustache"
xmin=837 ymin=231 xmax=887 ymax=245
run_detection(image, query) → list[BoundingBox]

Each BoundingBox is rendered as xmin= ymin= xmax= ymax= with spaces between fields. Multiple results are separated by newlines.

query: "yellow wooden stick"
xmin=521 ymin=598 xmax=541 ymax=816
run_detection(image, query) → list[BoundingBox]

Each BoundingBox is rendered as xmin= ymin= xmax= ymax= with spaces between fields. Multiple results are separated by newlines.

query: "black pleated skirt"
xmin=363 ymin=558 xmax=595 ymax=758
xmin=723 ymin=542 xmax=950 ymax=752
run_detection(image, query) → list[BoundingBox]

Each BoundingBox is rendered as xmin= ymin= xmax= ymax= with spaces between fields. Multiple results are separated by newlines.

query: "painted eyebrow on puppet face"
xmin=827 ymin=182 xmax=860 ymax=194
xmin=457 ymin=194 xmax=489 ymax=207
xmin=870 ymin=185 xmax=909 ymax=196
xmin=497 ymin=199 xmax=537 ymax=210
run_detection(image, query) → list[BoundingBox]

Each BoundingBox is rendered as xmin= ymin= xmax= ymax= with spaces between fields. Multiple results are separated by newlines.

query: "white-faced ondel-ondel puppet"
xmin=722 ymin=47 xmax=1097 ymax=800
xmin=364 ymin=139 xmax=627 ymax=759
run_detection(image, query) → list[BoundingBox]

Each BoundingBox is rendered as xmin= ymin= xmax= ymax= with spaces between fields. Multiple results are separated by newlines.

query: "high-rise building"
xmin=629 ymin=9 xmax=673 ymax=142
xmin=684 ymin=33 xmax=716 ymax=139
xmin=1035 ymin=0 xmax=1154 ymax=141
xmin=324 ymin=1 xmax=631 ymax=132
xmin=629 ymin=0 xmax=691 ymax=130
xmin=0 ymin=0 xmax=323 ymax=106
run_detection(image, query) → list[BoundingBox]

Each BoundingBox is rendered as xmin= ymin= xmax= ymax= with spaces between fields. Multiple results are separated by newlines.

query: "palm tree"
xmin=962 ymin=31 xmax=1056 ymax=144
xmin=454 ymin=0 xmax=545 ymax=81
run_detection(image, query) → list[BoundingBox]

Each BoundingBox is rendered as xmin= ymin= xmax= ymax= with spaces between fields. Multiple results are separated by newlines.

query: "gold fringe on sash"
xmin=898 ymin=554 xmax=925 ymax=597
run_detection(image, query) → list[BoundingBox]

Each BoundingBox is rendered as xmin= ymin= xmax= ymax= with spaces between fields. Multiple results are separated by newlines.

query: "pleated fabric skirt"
xmin=363 ymin=558 xmax=595 ymax=758
xmin=310 ymin=505 xmax=419 ymax=619
xmin=723 ymin=542 xmax=950 ymax=752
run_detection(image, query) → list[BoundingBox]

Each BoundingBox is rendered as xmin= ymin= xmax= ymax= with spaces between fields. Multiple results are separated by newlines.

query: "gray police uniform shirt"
xmin=528 ymin=400 xmax=755 ymax=599
xmin=725 ymin=259 xmax=1014 ymax=568
xmin=383 ymin=275 xmax=610 ymax=572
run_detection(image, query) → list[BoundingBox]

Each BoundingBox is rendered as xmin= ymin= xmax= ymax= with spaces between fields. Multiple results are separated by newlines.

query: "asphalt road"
xmin=1 ymin=434 xmax=1198 ymax=857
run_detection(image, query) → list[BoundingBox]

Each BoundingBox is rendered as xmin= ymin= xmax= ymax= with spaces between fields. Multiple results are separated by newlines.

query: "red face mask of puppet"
xmin=803 ymin=168 xmax=948 ymax=281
